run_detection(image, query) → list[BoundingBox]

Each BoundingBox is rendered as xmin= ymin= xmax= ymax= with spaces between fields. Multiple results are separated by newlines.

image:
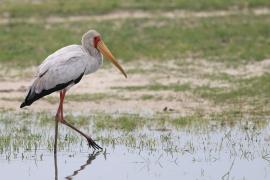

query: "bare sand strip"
xmin=0 ymin=8 xmax=269 ymax=25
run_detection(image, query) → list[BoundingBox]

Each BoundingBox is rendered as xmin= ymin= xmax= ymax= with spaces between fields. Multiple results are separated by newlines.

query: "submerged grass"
xmin=0 ymin=110 xmax=268 ymax=156
xmin=95 ymin=115 xmax=143 ymax=131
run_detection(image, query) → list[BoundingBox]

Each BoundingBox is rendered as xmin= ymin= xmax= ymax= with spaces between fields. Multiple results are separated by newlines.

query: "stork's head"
xmin=82 ymin=30 xmax=127 ymax=78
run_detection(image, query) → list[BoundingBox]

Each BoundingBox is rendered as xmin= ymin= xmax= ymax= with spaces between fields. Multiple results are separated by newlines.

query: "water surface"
xmin=0 ymin=112 xmax=270 ymax=180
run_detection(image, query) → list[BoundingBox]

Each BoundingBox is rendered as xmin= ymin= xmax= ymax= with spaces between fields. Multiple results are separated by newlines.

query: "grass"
xmin=0 ymin=14 xmax=270 ymax=66
xmin=0 ymin=109 xmax=267 ymax=158
xmin=140 ymin=94 xmax=155 ymax=100
xmin=45 ymin=93 xmax=112 ymax=104
xmin=111 ymin=71 xmax=270 ymax=115
xmin=113 ymin=83 xmax=191 ymax=92
xmin=171 ymin=116 xmax=197 ymax=128
xmin=1 ymin=0 xmax=270 ymax=18
xmin=193 ymin=73 xmax=270 ymax=104
xmin=66 ymin=93 xmax=110 ymax=102
xmin=95 ymin=115 xmax=142 ymax=131
xmin=0 ymin=110 xmax=267 ymax=153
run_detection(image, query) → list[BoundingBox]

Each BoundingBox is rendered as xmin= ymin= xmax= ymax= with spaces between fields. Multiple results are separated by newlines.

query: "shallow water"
xmin=0 ymin=112 xmax=270 ymax=180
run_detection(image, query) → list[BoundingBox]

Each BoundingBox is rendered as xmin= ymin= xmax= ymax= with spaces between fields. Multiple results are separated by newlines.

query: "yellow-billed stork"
xmin=20 ymin=30 xmax=127 ymax=151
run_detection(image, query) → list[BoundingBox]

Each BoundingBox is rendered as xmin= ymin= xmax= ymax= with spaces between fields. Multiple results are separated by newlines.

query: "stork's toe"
xmin=87 ymin=138 xmax=102 ymax=150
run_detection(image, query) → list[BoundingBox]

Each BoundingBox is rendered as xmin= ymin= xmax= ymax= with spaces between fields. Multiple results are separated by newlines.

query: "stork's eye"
xmin=94 ymin=36 xmax=101 ymax=48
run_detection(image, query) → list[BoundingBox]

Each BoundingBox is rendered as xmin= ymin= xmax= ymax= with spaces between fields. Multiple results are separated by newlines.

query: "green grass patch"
xmin=171 ymin=116 xmax=196 ymax=127
xmin=1 ymin=15 xmax=270 ymax=67
xmin=66 ymin=93 xmax=110 ymax=102
xmin=113 ymin=83 xmax=191 ymax=92
xmin=95 ymin=115 xmax=142 ymax=131
xmin=45 ymin=93 xmax=126 ymax=104
xmin=193 ymin=74 xmax=270 ymax=104
xmin=140 ymin=94 xmax=155 ymax=100
xmin=187 ymin=73 xmax=270 ymax=115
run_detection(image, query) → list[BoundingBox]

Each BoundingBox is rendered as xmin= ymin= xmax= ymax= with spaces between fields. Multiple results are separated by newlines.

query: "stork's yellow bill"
xmin=96 ymin=40 xmax=127 ymax=78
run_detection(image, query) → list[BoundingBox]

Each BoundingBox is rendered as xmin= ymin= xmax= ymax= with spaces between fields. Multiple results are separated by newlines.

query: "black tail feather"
xmin=20 ymin=102 xmax=26 ymax=108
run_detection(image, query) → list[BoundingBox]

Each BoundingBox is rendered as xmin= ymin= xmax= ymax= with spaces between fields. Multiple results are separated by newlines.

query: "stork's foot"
xmin=87 ymin=137 xmax=103 ymax=150
xmin=58 ymin=118 xmax=103 ymax=150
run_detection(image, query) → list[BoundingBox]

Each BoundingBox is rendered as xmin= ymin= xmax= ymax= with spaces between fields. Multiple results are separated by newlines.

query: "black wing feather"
xmin=20 ymin=72 xmax=84 ymax=108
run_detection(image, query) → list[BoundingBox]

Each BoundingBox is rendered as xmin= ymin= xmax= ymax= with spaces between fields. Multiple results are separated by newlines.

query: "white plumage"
xmin=34 ymin=45 xmax=102 ymax=94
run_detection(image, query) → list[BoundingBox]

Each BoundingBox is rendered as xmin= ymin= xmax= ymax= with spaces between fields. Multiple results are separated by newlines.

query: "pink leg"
xmin=54 ymin=91 xmax=64 ymax=154
xmin=56 ymin=90 xmax=102 ymax=150
xmin=55 ymin=91 xmax=64 ymax=121
xmin=60 ymin=90 xmax=66 ymax=122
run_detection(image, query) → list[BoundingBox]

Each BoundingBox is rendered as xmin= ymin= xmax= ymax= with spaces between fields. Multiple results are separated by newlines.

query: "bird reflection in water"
xmin=54 ymin=150 xmax=102 ymax=180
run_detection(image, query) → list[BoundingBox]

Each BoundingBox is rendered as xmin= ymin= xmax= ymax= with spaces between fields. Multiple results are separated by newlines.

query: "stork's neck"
xmin=80 ymin=44 xmax=102 ymax=75
xmin=82 ymin=41 xmax=103 ymax=65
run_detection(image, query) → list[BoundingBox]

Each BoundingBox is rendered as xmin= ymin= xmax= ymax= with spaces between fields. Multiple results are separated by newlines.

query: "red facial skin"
xmin=94 ymin=36 xmax=101 ymax=48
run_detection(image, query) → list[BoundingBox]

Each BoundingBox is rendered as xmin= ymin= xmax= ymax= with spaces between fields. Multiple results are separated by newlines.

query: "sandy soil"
xmin=0 ymin=59 xmax=268 ymax=115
